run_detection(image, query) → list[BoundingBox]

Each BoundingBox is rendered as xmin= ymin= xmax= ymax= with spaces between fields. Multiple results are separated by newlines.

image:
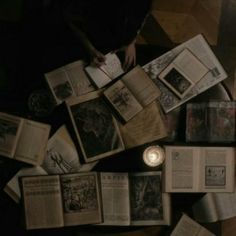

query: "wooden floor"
xmin=139 ymin=0 xmax=236 ymax=101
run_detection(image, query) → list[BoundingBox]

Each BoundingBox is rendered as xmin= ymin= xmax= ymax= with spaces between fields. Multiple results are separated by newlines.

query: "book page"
xmin=164 ymin=146 xmax=200 ymax=192
xmin=199 ymin=147 xmax=235 ymax=192
xmin=158 ymin=63 xmax=194 ymax=99
xmin=66 ymin=91 xmax=125 ymax=162
xmin=129 ymin=172 xmax=171 ymax=225
xmin=85 ymin=65 xmax=111 ymax=88
xmin=100 ymin=172 xmax=130 ymax=226
xmin=104 ymin=80 xmax=143 ymax=122
xmin=171 ymin=49 xmax=209 ymax=83
xmin=213 ymin=184 xmax=236 ymax=220
xmin=171 ymin=214 xmax=215 ymax=236
xmin=0 ymin=112 xmax=23 ymax=158
xmin=14 ymin=119 xmax=51 ymax=165
xmin=60 ymin=172 xmax=102 ymax=226
xmin=45 ymin=68 xmax=76 ymax=104
xmin=21 ymin=175 xmax=64 ymax=229
xmin=100 ymin=52 xmax=124 ymax=79
xmin=143 ymin=34 xmax=227 ymax=113
xmin=122 ymin=65 xmax=160 ymax=107
xmin=4 ymin=166 xmax=47 ymax=203
xmin=192 ymin=193 xmax=219 ymax=223
xmin=119 ymin=101 xmax=167 ymax=149
xmin=64 ymin=60 xmax=95 ymax=96
xmin=42 ymin=125 xmax=81 ymax=174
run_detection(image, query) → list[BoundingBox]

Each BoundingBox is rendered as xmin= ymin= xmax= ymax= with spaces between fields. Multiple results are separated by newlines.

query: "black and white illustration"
xmin=0 ymin=118 xmax=20 ymax=155
xmin=42 ymin=137 xmax=80 ymax=174
xmin=70 ymin=96 xmax=124 ymax=161
xmin=129 ymin=173 xmax=163 ymax=222
xmin=108 ymin=85 xmax=138 ymax=113
xmin=205 ymin=166 xmax=226 ymax=186
xmin=61 ymin=174 xmax=98 ymax=213
xmin=160 ymin=67 xmax=192 ymax=97
xmin=53 ymin=81 xmax=73 ymax=101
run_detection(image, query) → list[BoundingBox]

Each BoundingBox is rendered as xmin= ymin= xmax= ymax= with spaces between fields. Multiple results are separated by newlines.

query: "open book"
xmin=192 ymin=183 xmax=236 ymax=222
xmin=143 ymin=34 xmax=227 ymax=113
xmin=170 ymin=214 xmax=215 ymax=236
xmin=100 ymin=171 xmax=171 ymax=226
xmin=4 ymin=125 xmax=98 ymax=203
xmin=20 ymin=171 xmax=170 ymax=229
xmin=0 ymin=112 xmax=50 ymax=165
xmin=21 ymin=172 xmax=102 ymax=229
xmin=103 ymin=65 xmax=161 ymax=122
xmin=158 ymin=49 xmax=209 ymax=98
xmin=164 ymin=146 xmax=235 ymax=192
xmin=186 ymin=101 xmax=236 ymax=143
xmin=66 ymin=91 xmax=167 ymax=162
xmin=45 ymin=60 xmax=95 ymax=105
xmin=84 ymin=52 xmax=124 ymax=88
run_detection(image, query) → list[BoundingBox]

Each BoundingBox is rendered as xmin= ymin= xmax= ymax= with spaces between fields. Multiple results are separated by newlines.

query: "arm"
xmin=120 ymin=1 xmax=152 ymax=71
xmin=64 ymin=7 xmax=105 ymax=66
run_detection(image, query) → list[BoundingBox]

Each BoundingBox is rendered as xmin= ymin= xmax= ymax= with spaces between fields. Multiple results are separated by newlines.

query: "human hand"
xmin=122 ymin=41 xmax=136 ymax=71
xmin=89 ymin=48 xmax=106 ymax=67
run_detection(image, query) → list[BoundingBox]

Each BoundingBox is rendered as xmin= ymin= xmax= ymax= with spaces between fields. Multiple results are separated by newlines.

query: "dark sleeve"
xmin=62 ymin=0 xmax=93 ymax=32
xmin=124 ymin=0 xmax=152 ymax=45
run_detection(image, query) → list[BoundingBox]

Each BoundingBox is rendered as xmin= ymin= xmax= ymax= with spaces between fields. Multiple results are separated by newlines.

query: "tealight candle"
xmin=143 ymin=146 xmax=165 ymax=167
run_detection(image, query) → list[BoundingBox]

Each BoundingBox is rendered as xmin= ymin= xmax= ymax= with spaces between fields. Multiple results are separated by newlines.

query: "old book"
xmin=0 ymin=112 xmax=50 ymax=165
xmin=99 ymin=171 xmax=171 ymax=226
xmin=158 ymin=49 xmax=209 ymax=98
xmin=84 ymin=52 xmax=124 ymax=88
xmin=21 ymin=172 xmax=102 ymax=230
xmin=66 ymin=91 xmax=167 ymax=162
xmin=164 ymin=146 xmax=235 ymax=193
xmin=45 ymin=60 xmax=95 ymax=105
xmin=4 ymin=125 xmax=98 ymax=203
xmin=170 ymin=214 xmax=215 ymax=236
xmin=186 ymin=101 xmax=236 ymax=143
xmin=143 ymin=34 xmax=227 ymax=113
xmin=103 ymin=65 xmax=161 ymax=122
xmin=192 ymin=183 xmax=236 ymax=222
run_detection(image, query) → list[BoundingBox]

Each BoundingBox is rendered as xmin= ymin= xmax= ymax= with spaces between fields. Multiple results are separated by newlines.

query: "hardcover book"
xmin=158 ymin=49 xmax=209 ymax=98
xmin=143 ymin=34 xmax=227 ymax=113
xmin=21 ymin=172 xmax=102 ymax=229
xmin=66 ymin=91 xmax=167 ymax=162
xmin=186 ymin=101 xmax=236 ymax=143
xmin=100 ymin=171 xmax=171 ymax=226
xmin=103 ymin=65 xmax=161 ymax=122
xmin=20 ymin=171 xmax=170 ymax=229
xmin=0 ymin=112 xmax=50 ymax=165
xmin=4 ymin=125 xmax=98 ymax=203
xmin=164 ymin=145 xmax=235 ymax=193
xmin=45 ymin=60 xmax=95 ymax=105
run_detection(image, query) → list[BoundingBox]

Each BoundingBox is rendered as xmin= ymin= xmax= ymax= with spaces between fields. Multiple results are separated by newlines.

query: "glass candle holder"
xmin=143 ymin=145 xmax=165 ymax=167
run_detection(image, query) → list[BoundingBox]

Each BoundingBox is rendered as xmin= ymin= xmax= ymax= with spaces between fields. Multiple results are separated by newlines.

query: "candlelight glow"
xmin=143 ymin=146 xmax=165 ymax=167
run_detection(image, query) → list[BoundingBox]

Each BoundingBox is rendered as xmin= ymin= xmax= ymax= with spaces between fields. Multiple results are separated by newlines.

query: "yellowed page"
xmin=119 ymin=101 xmax=167 ymax=149
xmin=0 ymin=112 xmax=23 ymax=158
xmin=14 ymin=119 xmax=50 ymax=165
xmin=122 ymin=65 xmax=161 ymax=107
xmin=60 ymin=172 xmax=102 ymax=226
xmin=22 ymin=175 xmax=64 ymax=229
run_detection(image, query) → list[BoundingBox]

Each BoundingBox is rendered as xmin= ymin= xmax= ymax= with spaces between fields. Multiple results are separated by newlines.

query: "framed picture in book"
xmin=66 ymin=91 xmax=125 ymax=162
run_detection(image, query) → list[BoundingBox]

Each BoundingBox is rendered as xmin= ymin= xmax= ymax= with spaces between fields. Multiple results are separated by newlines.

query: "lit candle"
xmin=143 ymin=146 xmax=165 ymax=167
